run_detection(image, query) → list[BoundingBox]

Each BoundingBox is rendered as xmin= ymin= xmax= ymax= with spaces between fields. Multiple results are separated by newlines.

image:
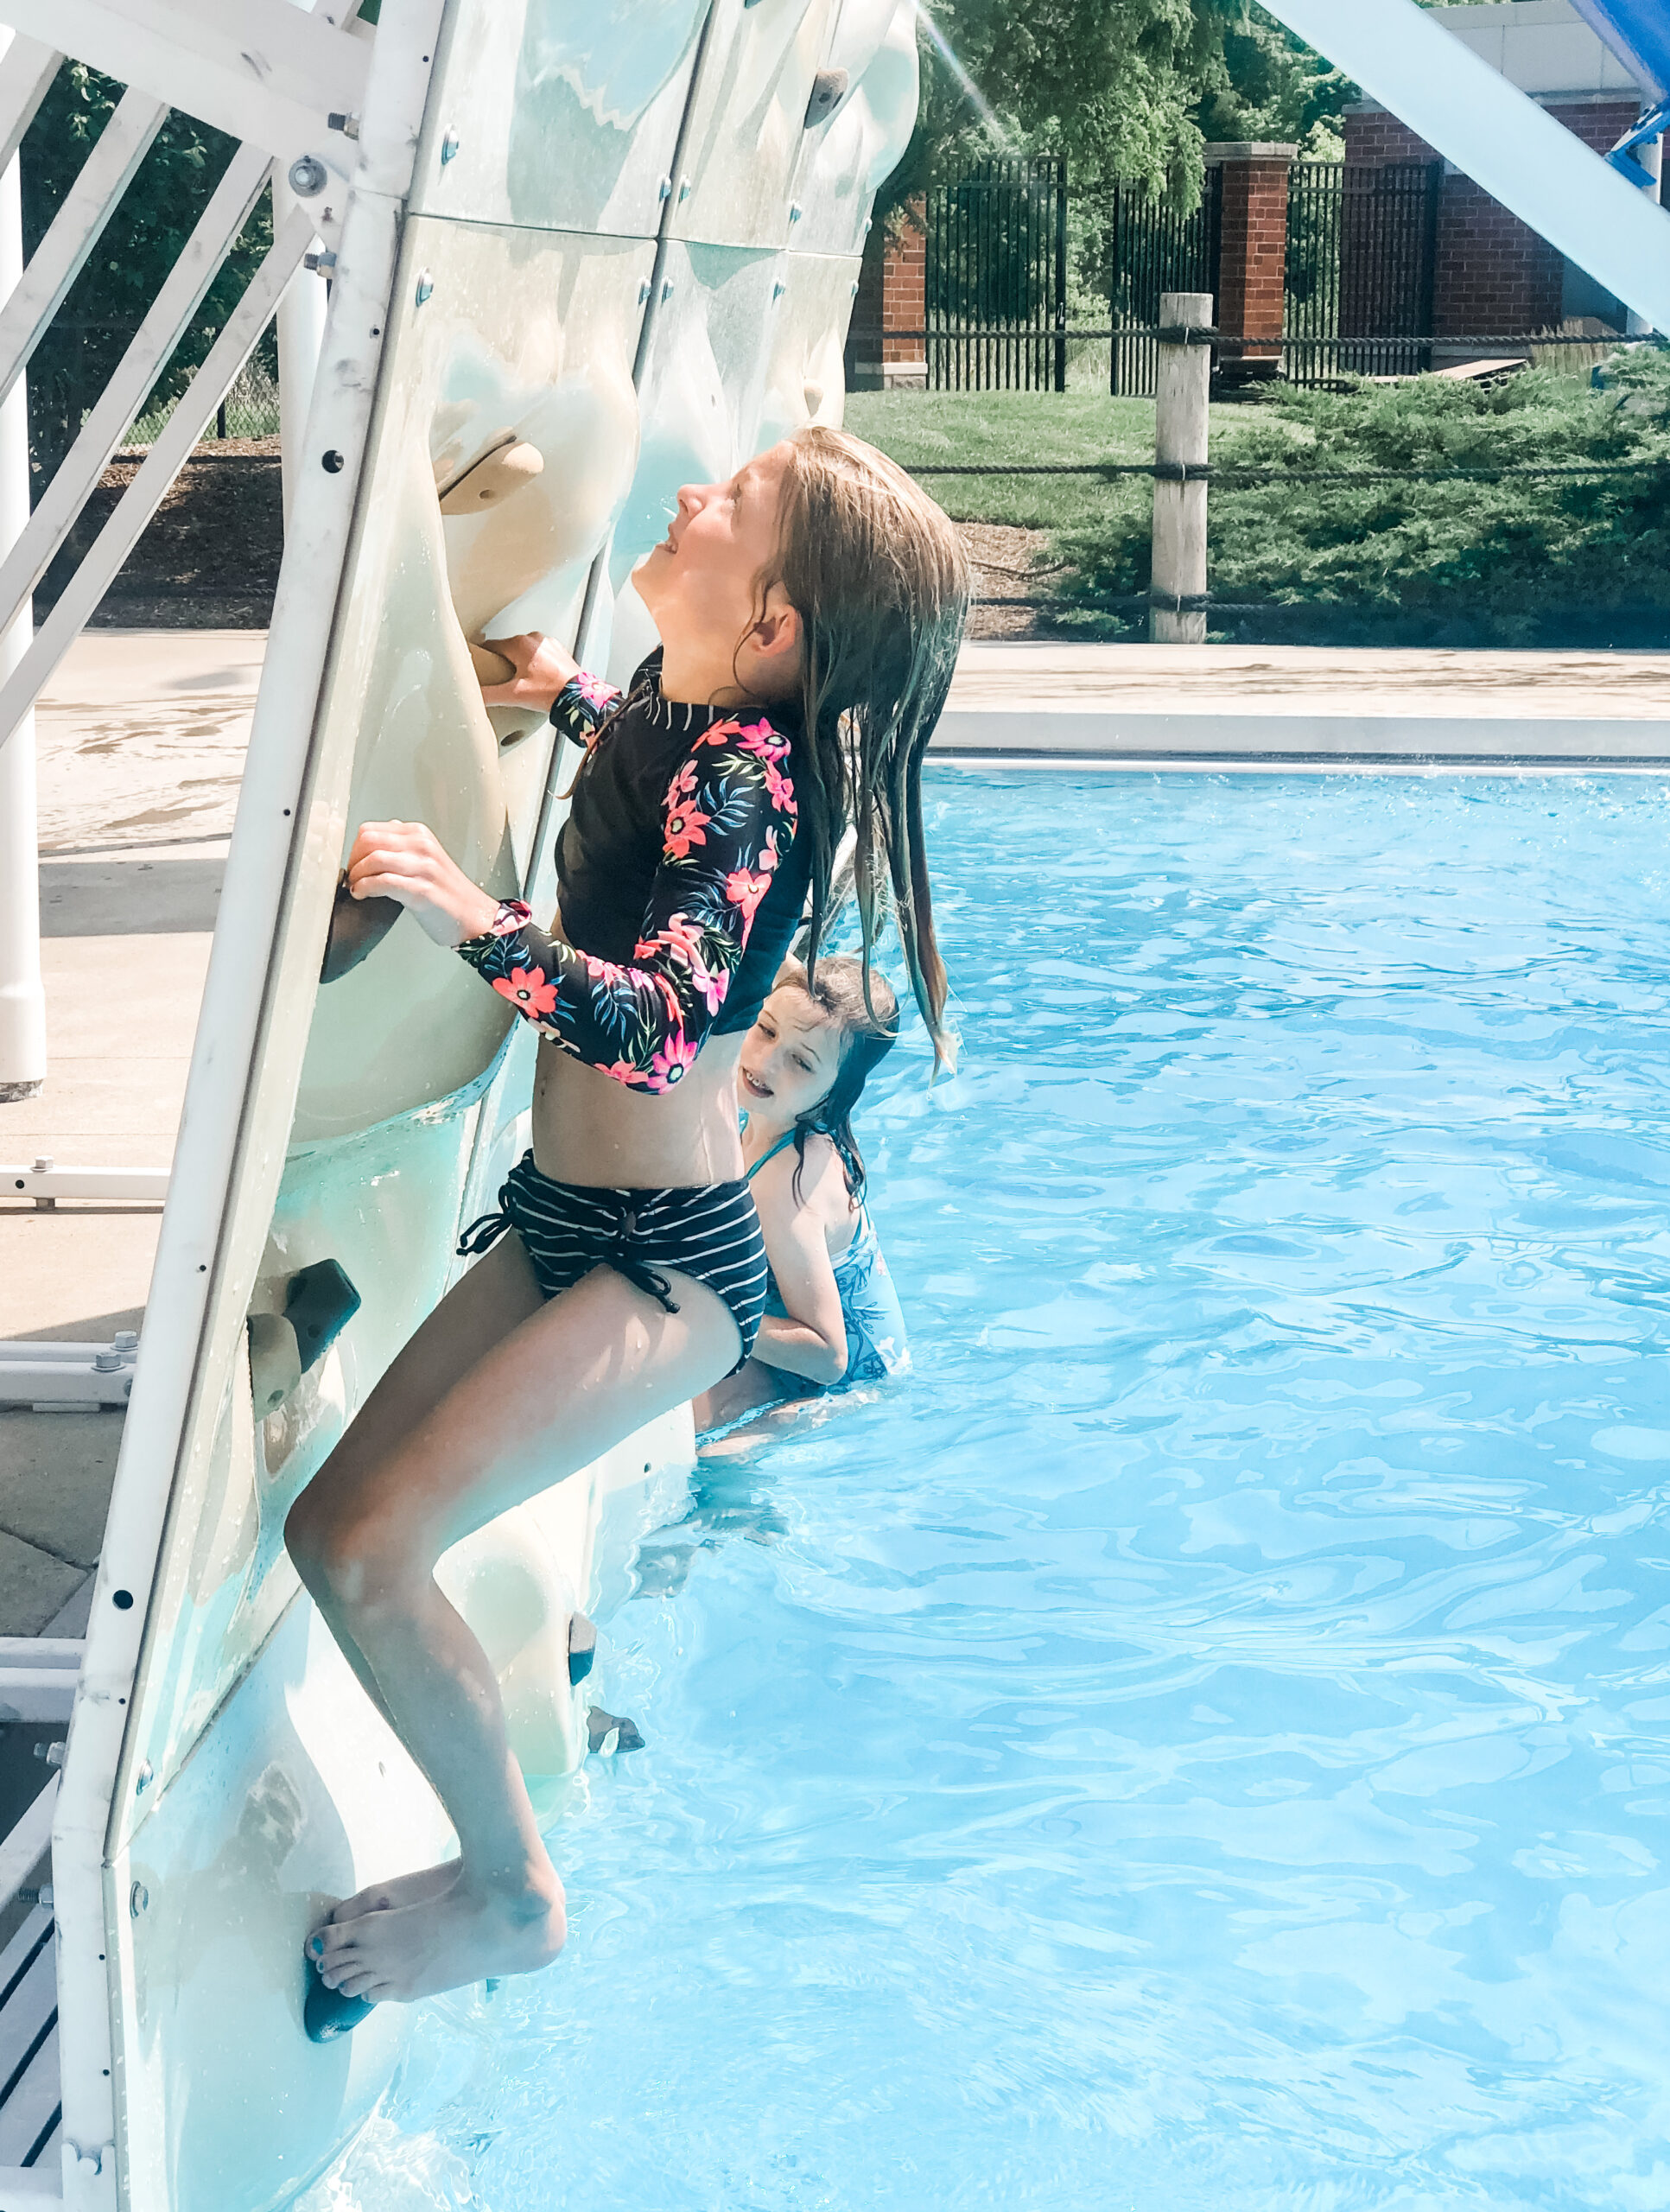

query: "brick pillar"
xmin=880 ymin=197 xmax=927 ymax=388
xmin=844 ymin=198 xmax=928 ymax=392
xmin=1205 ymin=141 xmax=1297 ymax=383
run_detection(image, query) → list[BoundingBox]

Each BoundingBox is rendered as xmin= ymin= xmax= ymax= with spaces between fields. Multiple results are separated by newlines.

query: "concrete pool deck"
xmin=937 ymin=641 xmax=1670 ymax=766
xmin=5 ymin=626 xmax=1670 ymax=1636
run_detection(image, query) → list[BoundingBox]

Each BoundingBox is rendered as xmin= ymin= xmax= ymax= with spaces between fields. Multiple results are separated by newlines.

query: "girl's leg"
xmin=692 ymin=1356 xmax=797 ymax=1438
xmin=289 ymin=1230 xmax=547 ymax=1733
xmin=285 ymin=1257 xmax=740 ymax=2005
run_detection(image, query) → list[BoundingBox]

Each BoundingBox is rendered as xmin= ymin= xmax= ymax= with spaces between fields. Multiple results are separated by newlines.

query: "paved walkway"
xmin=2 ymin=633 xmax=258 ymax=1634
xmin=938 ymin=642 xmax=1670 ymax=760
xmin=7 ymin=628 xmax=1670 ymax=1635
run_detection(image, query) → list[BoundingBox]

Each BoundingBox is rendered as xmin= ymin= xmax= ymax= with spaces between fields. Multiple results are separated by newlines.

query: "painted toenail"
xmin=309 ymin=1936 xmax=324 ymax=1957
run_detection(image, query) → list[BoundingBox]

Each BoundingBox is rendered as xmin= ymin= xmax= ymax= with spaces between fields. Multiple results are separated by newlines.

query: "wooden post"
xmin=1150 ymin=289 xmax=1212 ymax=646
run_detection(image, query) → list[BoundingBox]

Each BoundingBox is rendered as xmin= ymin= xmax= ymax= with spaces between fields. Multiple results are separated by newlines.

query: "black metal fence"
xmin=1108 ymin=169 xmax=1222 ymax=397
xmin=925 ymin=156 xmax=1068 ymax=391
xmin=1286 ymin=162 xmax=1440 ymax=383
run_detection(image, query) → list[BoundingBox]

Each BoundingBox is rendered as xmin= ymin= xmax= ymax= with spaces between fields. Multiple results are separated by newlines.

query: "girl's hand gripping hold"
xmin=346 ymin=821 xmax=501 ymax=949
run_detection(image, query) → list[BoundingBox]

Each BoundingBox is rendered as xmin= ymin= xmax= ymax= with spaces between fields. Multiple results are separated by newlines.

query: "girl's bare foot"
xmin=325 ymin=1860 xmax=461 ymax=1924
xmin=309 ymin=1863 xmax=566 ymax=2003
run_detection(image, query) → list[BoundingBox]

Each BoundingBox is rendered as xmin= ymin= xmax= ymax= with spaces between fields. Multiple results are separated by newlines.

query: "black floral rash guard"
xmin=455 ymin=671 xmax=799 ymax=1094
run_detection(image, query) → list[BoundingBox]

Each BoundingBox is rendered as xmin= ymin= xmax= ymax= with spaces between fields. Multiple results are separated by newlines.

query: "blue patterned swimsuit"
xmin=746 ymin=1132 xmax=910 ymax=1394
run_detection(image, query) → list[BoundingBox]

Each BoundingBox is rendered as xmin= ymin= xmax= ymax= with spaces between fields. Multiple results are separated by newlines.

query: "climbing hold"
xmin=803 ymin=69 xmax=847 ymax=127
xmin=436 ymin=431 xmax=544 ymax=515
xmin=587 ymin=1707 xmax=644 ymax=1756
xmin=246 ymin=1313 xmax=302 ymax=1418
xmin=284 ymin=1259 xmax=362 ymax=1373
xmin=321 ymin=868 xmax=403 ymax=984
xmin=568 ymin=1612 xmax=598 ymax=1686
xmin=468 ymin=640 xmax=517 ymax=687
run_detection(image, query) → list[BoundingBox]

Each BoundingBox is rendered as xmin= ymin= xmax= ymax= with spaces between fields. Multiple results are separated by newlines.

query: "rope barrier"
xmin=852 ymin=327 xmax=1665 ymax=349
xmin=910 ymin=457 xmax=1670 ymax=484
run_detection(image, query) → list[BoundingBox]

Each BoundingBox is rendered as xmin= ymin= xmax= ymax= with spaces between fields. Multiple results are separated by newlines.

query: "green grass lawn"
xmin=846 ymin=362 xmax=1670 ymax=648
xmin=842 ymin=390 xmax=1242 ymax=531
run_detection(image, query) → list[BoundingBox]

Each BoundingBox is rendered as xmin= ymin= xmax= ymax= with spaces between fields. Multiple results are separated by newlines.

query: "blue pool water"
xmin=312 ymin=770 xmax=1670 ymax=2211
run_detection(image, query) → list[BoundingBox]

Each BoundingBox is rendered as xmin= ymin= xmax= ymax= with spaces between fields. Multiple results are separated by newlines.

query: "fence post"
xmin=1054 ymin=156 xmax=1068 ymax=391
xmin=1150 ymin=290 xmax=1211 ymax=645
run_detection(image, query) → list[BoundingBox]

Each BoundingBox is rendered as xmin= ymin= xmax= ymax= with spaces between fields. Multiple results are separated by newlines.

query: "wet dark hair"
xmin=766 ymin=428 xmax=968 ymax=1072
xmin=771 ymin=956 xmax=898 ymax=1205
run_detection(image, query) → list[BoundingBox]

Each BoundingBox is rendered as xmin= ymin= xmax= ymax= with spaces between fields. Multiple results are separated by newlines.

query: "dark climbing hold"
xmin=587 ymin=1707 xmax=645 ymax=1756
xmin=285 ymin=1258 xmax=362 ymax=1372
xmin=321 ymin=868 xmax=403 ymax=983
xmin=568 ymin=1612 xmax=598 ymax=1686
xmin=803 ymin=69 xmax=847 ymax=127
xmin=304 ymin=1975 xmax=375 ymax=2044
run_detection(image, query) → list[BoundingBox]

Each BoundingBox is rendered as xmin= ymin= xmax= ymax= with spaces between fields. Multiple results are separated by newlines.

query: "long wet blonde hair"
xmin=765 ymin=425 xmax=969 ymax=1069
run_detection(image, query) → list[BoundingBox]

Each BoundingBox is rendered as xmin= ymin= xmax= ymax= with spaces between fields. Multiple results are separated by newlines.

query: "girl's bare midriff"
xmin=531 ymin=1032 xmax=746 ymax=1191
xmin=526 ymin=903 xmax=747 ymax=1189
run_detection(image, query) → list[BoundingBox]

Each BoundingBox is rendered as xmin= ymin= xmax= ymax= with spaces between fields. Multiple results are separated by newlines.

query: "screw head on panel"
xmin=415 ymin=270 xmax=435 ymax=307
xmin=321 ymin=449 xmax=345 ymax=473
xmin=130 ymin=1881 xmax=149 ymax=1917
xmin=287 ymin=153 xmax=328 ymax=198
xmin=440 ymin=128 xmax=461 ymax=166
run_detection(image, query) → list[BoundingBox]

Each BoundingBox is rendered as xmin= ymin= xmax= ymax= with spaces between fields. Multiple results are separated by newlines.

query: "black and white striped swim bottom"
xmin=457 ymin=1151 xmax=768 ymax=1371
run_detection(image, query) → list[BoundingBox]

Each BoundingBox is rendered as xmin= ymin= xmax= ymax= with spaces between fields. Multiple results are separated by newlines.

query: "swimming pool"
xmin=303 ymin=768 xmax=1670 ymax=2211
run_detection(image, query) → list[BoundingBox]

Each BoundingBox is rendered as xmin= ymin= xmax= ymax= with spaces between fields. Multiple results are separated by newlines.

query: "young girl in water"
xmin=285 ymin=427 xmax=968 ymax=2034
xmin=692 ymin=956 xmax=909 ymax=1440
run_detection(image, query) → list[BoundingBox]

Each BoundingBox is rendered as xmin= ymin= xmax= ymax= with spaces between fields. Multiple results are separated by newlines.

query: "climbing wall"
xmin=55 ymin=2 xmax=919 ymax=2206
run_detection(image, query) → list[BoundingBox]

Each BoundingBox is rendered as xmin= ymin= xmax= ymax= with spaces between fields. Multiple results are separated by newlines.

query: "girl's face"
xmin=633 ymin=443 xmax=797 ymax=677
xmin=739 ymin=985 xmax=843 ymax=1125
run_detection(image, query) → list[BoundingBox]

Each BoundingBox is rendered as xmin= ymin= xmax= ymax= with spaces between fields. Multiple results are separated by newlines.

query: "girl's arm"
xmin=477 ymin=632 xmax=622 ymax=743
xmin=750 ymin=1153 xmax=848 ymax=1385
xmin=346 ymin=718 xmax=797 ymax=1095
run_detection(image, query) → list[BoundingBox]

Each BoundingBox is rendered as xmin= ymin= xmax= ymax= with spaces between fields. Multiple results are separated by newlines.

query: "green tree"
xmin=886 ymin=2 xmax=1344 ymax=308
xmin=1197 ymin=8 xmax=1358 ymax=160
xmin=20 ymin=61 xmax=273 ymax=487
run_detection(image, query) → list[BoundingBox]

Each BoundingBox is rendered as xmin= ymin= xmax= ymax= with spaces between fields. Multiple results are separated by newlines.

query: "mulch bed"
xmin=37 ymin=448 xmax=1076 ymax=640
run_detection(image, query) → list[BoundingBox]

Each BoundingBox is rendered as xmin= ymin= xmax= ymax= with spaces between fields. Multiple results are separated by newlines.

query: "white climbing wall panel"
xmin=40 ymin=1 xmax=919 ymax=2206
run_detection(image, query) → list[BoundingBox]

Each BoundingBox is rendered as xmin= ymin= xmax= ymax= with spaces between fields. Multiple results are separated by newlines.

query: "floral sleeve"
xmin=550 ymin=669 xmax=622 ymax=744
xmin=455 ymin=717 xmax=797 ymax=1092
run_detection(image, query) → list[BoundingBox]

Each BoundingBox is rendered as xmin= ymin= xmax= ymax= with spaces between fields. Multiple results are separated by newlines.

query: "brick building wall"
xmin=1344 ymin=101 xmax=1638 ymax=339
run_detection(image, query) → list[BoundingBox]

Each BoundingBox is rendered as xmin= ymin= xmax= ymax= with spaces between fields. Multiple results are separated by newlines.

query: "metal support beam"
xmin=0 ymin=143 xmax=273 ymax=695
xmin=3 ymin=1161 xmax=168 ymax=1205
xmin=0 ymin=88 xmax=168 ymax=413
xmin=1258 ymin=0 xmax=1670 ymax=333
xmin=0 ymin=29 xmax=58 ymax=170
xmin=0 ymin=137 xmax=39 ymax=1098
xmin=0 ymin=207 xmax=313 ymax=746
xmin=0 ymin=1777 xmax=55 ymax=1918
xmin=0 ymin=0 xmax=368 ymax=165
xmin=0 ymin=1338 xmax=137 ymax=1408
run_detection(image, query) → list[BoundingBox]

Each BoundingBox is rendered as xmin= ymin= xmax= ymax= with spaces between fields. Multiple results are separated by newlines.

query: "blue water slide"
xmin=1568 ymin=0 xmax=1670 ymax=105
xmin=1258 ymin=0 xmax=1670 ymax=330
